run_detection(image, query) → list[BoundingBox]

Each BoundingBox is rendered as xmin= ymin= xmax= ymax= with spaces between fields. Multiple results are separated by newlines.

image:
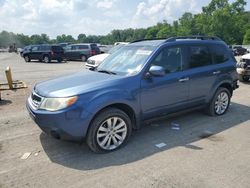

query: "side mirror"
xmin=148 ymin=65 xmax=165 ymax=77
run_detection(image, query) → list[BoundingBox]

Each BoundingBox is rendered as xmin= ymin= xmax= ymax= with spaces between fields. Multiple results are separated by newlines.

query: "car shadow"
xmin=40 ymin=102 xmax=250 ymax=170
xmin=0 ymin=99 xmax=12 ymax=106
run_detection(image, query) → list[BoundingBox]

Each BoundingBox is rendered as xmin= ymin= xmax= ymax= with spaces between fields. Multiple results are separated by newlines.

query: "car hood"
xmin=34 ymin=70 xmax=122 ymax=97
xmin=88 ymin=53 xmax=110 ymax=62
xmin=242 ymin=53 xmax=250 ymax=59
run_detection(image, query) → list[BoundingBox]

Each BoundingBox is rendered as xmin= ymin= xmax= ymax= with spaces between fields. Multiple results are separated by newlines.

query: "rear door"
xmin=185 ymin=44 xmax=218 ymax=105
xmin=77 ymin=45 xmax=89 ymax=59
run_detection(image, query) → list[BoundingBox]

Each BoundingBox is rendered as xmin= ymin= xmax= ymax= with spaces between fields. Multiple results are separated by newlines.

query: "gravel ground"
xmin=0 ymin=53 xmax=250 ymax=188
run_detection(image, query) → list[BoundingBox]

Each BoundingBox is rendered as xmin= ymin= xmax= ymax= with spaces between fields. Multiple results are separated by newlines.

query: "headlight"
xmin=39 ymin=96 xmax=78 ymax=111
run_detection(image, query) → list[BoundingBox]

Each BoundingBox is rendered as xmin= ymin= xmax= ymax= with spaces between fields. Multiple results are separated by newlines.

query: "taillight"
xmin=91 ymin=50 xmax=96 ymax=55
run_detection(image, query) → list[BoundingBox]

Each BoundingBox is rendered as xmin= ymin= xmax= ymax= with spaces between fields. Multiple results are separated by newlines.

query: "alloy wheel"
xmin=44 ymin=56 xmax=49 ymax=63
xmin=214 ymin=91 xmax=229 ymax=115
xmin=96 ymin=117 xmax=127 ymax=150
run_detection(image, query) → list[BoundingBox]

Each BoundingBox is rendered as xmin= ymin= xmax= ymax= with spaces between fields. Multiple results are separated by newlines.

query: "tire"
xmin=206 ymin=87 xmax=231 ymax=116
xmin=24 ymin=55 xmax=30 ymax=62
xmin=86 ymin=108 xmax=132 ymax=153
xmin=238 ymin=75 xmax=249 ymax=82
xmin=243 ymin=76 xmax=249 ymax=82
xmin=57 ymin=58 xmax=62 ymax=63
xmin=81 ymin=55 xmax=87 ymax=62
xmin=43 ymin=55 xmax=50 ymax=63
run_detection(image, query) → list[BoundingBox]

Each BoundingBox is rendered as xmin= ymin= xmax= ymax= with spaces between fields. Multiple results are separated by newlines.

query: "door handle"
xmin=179 ymin=77 xmax=189 ymax=82
xmin=213 ymin=71 xmax=221 ymax=75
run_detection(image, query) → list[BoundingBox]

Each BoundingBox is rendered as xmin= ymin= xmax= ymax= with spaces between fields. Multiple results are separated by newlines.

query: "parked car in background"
xmin=64 ymin=43 xmax=100 ymax=62
xmin=86 ymin=44 xmax=127 ymax=68
xmin=23 ymin=44 xmax=65 ymax=63
xmin=233 ymin=46 xmax=248 ymax=56
xmin=27 ymin=36 xmax=238 ymax=153
xmin=237 ymin=53 xmax=250 ymax=82
xmin=98 ymin=45 xmax=113 ymax=53
xmin=114 ymin=42 xmax=129 ymax=46
xmin=58 ymin=42 xmax=71 ymax=49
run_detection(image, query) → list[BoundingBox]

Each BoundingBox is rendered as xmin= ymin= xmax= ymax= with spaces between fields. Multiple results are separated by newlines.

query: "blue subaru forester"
xmin=27 ymin=36 xmax=239 ymax=153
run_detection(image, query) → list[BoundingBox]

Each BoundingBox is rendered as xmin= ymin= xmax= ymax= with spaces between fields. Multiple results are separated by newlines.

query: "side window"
xmin=71 ymin=46 xmax=77 ymax=50
xmin=210 ymin=44 xmax=229 ymax=64
xmin=65 ymin=46 xmax=72 ymax=50
xmin=78 ymin=45 xmax=88 ymax=49
xmin=188 ymin=46 xmax=212 ymax=68
xmin=32 ymin=46 xmax=39 ymax=51
xmin=152 ymin=47 xmax=182 ymax=73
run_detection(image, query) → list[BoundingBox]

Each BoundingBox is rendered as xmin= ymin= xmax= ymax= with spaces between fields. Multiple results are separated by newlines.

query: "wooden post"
xmin=5 ymin=66 xmax=13 ymax=89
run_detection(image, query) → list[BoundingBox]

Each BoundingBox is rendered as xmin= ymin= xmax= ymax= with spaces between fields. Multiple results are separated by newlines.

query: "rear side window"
xmin=188 ymin=46 xmax=212 ymax=68
xmin=210 ymin=44 xmax=229 ymax=64
xmin=78 ymin=45 xmax=88 ymax=49
xmin=40 ymin=46 xmax=50 ymax=51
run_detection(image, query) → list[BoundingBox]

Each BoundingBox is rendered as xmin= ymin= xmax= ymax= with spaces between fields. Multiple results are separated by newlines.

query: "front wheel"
xmin=206 ymin=87 xmax=231 ymax=116
xmin=24 ymin=55 xmax=30 ymax=62
xmin=86 ymin=108 xmax=132 ymax=153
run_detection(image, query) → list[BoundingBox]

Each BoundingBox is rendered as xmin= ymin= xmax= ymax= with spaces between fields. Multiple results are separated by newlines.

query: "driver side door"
xmin=140 ymin=45 xmax=190 ymax=120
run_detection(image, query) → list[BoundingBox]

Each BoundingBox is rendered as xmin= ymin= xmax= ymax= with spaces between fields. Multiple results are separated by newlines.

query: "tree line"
xmin=0 ymin=0 xmax=250 ymax=48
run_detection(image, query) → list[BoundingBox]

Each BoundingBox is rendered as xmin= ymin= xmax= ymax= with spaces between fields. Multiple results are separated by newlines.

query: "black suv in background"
xmin=23 ymin=45 xmax=65 ymax=63
xmin=64 ymin=43 xmax=101 ymax=61
xmin=232 ymin=46 xmax=248 ymax=56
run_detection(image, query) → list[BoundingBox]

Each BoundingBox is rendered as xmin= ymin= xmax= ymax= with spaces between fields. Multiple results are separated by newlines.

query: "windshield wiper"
xmin=97 ymin=69 xmax=117 ymax=75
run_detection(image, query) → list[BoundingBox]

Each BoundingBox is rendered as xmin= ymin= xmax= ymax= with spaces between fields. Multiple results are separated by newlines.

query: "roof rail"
xmin=130 ymin=38 xmax=166 ymax=43
xmin=165 ymin=36 xmax=221 ymax=42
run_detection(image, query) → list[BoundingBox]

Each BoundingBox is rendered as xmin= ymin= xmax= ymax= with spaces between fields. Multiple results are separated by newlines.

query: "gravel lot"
xmin=0 ymin=53 xmax=250 ymax=188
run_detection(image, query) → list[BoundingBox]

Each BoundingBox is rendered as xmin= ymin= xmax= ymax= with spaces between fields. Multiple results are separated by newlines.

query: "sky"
xmin=0 ymin=0 xmax=249 ymax=39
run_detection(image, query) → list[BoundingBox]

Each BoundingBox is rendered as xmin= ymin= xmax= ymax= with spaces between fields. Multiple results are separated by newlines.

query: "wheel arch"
xmin=207 ymin=81 xmax=233 ymax=103
xmin=86 ymin=102 xmax=138 ymax=137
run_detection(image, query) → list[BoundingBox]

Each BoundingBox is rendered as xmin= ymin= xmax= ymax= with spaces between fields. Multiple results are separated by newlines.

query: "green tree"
xmin=243 ymin=29 xmax=250 ymax=44
xmin=77 ymin=34 xmax=87 ymax=43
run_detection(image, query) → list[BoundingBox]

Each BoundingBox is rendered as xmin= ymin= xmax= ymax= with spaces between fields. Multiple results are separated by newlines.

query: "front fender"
xmin=84 ymin=88 xmax=140 ymax=116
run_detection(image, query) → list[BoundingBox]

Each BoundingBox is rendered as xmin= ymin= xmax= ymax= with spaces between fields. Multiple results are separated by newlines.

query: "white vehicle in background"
xmin=237 ymin=53 xmax=250 ymax=82
xmin=114 ymin=42 xmax=129 ymax=46
xmin=86 ymin=43 xmax=128 ymax=68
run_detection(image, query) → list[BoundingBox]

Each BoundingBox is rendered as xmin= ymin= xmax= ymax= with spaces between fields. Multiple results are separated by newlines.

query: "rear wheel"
xmin=86 ymin=108 xmax=132 ymax=153
xmin=81 ymin=55 xmax=87 ymax=62
xmin=206 ymin=87 xmax=231 ymax=116
xmin=24 ymin=55 xmax=30 ymax=62
xmin=43 ymin=55 xmax=50 ymax=63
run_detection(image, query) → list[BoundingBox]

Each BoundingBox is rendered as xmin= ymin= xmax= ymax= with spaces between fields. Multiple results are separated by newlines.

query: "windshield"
xmin=108 ymin=44 xmax=126 ymax=54
xmin=97 ymin=45 xmax=155 ymax=76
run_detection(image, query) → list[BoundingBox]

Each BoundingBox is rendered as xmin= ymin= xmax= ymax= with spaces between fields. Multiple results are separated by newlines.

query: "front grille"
xmin=31 ymin=92 xmax=43 ymax=108
xmin=242 ymin=59 xmax=250 ymax=70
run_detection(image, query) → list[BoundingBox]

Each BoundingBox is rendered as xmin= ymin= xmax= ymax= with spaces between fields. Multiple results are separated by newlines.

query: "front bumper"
xmin=26 ymin=101 xmax=92 ymax=141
